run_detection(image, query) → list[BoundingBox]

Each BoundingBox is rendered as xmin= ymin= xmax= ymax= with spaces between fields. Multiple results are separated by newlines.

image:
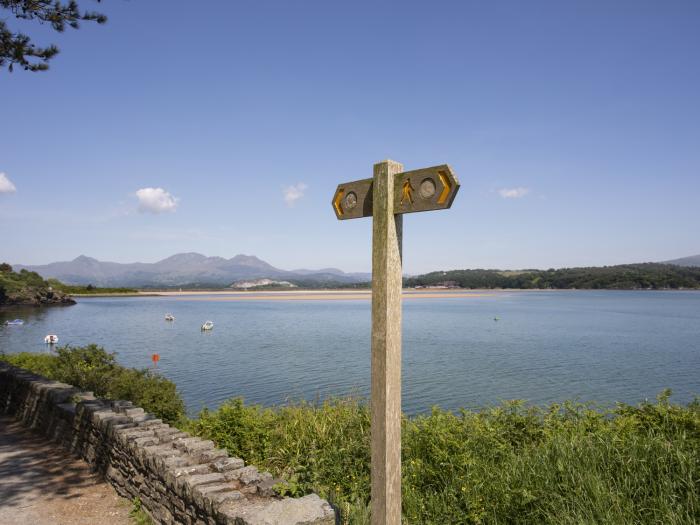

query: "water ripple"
xmin=1 ymin=291 xmax=699 ymax=416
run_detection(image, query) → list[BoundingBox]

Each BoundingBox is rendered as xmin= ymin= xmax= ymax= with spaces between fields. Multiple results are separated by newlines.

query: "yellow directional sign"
xmin=331 ymin=164 xmax=459 ymax=220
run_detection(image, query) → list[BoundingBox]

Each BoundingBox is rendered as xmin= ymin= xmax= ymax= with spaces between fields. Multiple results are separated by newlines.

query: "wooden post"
xmin=371 ymin=159 xmax=404 ymax=525
xmin=332 ymin=159 xmax=459 ymax=524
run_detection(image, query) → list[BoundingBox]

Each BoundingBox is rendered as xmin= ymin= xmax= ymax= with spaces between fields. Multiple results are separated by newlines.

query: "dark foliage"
xmin=405 ymin=263 xmax=700 ymax=290
xmin=0 ymin=0 xmax=106 ymax=72
xmin=0 ymin=263 xmax=76 ymax=305
xmin=46 ymin=278 xmax=137 ymax=295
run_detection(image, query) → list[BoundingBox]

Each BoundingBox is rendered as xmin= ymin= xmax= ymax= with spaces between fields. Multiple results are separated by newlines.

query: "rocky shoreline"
xmin=1 ymin=289 xmax=76 ymax=307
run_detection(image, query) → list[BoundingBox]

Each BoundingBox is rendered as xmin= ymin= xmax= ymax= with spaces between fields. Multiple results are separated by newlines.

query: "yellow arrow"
xmin=333 ymin=188 xmax=345 ymax=217
xmin=437 ymin=170 xmax=451 ymax=204
xmin=401 ymin=179 xmax=414 ymax=205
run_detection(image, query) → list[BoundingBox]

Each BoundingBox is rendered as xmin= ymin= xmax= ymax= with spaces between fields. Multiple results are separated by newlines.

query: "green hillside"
xmin=405 ymin=263 xmax=700 ymax=290
xmin=0 ymin=263 xmax=75 ymax=306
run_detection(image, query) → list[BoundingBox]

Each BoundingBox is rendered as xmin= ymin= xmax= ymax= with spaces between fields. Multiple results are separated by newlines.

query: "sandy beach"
xmin=140 ymin=289 xmax=500 ymax=301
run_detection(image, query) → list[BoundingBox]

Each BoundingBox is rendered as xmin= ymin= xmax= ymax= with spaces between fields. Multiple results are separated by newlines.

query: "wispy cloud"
xmin=498 ymin=187 xmax=530 ymax=199
xmin=0 ymin=172 xmax=17 ymax=193
xmin=135 ymin=187 xmax=179 ymax=213
xmin=283 ymin=183 xmax=307 ymax=206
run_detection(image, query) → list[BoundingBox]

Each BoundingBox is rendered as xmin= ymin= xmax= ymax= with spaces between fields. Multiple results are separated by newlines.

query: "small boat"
xmin=44 ymin=334 xmax=59 ymax=344
xmin=165 ymin=314 xmax=175 ymax=321
xmin=493 ymin=317 xmax=500 ymax=321
xmin=4 ymin=319 xmax=24 ymax=326
xmin=201 ymin=321 xmax=214 ymax=331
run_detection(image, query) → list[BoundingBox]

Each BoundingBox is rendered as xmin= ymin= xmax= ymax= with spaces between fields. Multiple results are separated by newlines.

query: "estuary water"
xmin=1 ymin=290 xmax=699 ymax=416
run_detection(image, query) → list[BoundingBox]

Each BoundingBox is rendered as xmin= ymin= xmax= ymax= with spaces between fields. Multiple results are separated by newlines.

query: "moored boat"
xmin=201 ymin=321 xmax=214 ymax=331
xmin=4 ymin=319 xmax=24 ymax=326
xmin=44 ymin=334 xmax=59 ymax=344
xmin=165 ymin=314 xmax=175 ymax=321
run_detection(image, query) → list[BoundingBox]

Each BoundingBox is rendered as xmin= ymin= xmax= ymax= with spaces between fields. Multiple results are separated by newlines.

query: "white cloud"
xmin=0 ymin=172 xmax=17 ymax=193
xmin=283 ymin=183 xmax=307 ymax=206
xmin=135 ymin=187 xmax=179 ymax=213
xmin=498 ymin=187 xmax=530 ymax=199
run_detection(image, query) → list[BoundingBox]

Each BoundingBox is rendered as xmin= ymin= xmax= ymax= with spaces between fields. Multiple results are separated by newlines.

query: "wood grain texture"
xmin=331 ymin=178 xmax=373 ymax=220
xmin=332 ymin=164 xmax=459 ymax=220
xmin=370 ymin=159 xmax=404 ymax=525
xmin=393 ymin=164 xmax=460 ymax=214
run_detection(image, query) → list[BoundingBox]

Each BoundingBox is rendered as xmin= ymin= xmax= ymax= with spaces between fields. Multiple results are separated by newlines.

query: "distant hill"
xmin=14 ymin=253 xmax=369 ymax=288
xmin=0 ymin=264 xmax=75 ymax=306
xmin=291 ymin=267 xmax=372 ymax=281
xmin=663 ymin=254 xmax=700 ymax=267
xmin=405 ymin=263 xmax=700 ymax=290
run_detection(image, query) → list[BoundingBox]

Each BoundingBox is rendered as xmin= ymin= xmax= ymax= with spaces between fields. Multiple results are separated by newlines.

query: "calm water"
xmin=1 ymin=291 xmax=699 ymax=416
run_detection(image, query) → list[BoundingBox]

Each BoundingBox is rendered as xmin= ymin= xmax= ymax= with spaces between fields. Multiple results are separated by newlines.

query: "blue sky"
xmin=1 ymin=1 xmax=699 ymax=273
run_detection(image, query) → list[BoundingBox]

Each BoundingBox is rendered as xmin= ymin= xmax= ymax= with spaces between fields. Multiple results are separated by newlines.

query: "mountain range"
xmin=13 ymin=253 xmax=699 ymax=288
xmin=14 ymin=253 xmax=371 ymax=287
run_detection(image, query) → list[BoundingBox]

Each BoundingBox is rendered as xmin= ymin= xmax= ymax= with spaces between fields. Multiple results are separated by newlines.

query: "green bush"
xmin=186 ymin=397 xmax=371 ymax=506
xmin=187 ymin=394 xmax=699 ymax=525
xmin=1 ymin=345 xmax=185 ymax=424
xmin=2 ymin=351 xmax=57 ymax=377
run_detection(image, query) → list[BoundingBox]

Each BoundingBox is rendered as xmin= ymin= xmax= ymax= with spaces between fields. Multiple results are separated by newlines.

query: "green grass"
xmin=128 ymin=497 xmax=153 ymax=525
xmin=0 ymin=264 xmax=52 ymax=303
xmin=186 ymin=393 xmax=699 ymax=524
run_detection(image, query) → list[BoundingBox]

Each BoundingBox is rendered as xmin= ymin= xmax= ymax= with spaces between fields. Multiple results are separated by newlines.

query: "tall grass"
xmin=187 ymin=392 xmax=699 ymax=524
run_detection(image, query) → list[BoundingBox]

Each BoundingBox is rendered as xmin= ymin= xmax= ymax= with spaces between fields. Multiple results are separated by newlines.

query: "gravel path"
xmin=0 ymin=415 xmax=132 ymax=525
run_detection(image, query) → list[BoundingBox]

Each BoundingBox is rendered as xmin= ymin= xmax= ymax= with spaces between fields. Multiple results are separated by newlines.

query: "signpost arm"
xmin=371 ymin=159 xmax=403 ymax=525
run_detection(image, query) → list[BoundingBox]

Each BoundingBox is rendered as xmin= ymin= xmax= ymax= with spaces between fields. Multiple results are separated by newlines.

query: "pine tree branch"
xmin=0 ymin=1 xmax=106 ymax=72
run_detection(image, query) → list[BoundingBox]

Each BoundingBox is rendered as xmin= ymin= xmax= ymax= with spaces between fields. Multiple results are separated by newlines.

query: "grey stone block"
xmin=162 ymin=456 xmax=190 ymax=469
xmin=170 ymin=464 xmax=213 ymax=479
xmin=133 ymin=435 xmax=159 ymax=447
xmin=56 ymin=402 xmax=77 ymax=415
xmin=186 ymin=472 xmax=226 ymax=487
xmin=174 ymin=437 xmax=212 ymax=454
xmin=134 ymin=416 xmax=163 ymax=427
xmin=111 ymin=400 xmax=134 ymax=412
xmin=224 ymin=465 xmax=272 ymax=486
xmin=219 ymin=494 xmax=336 ymax=525
xmin=124 ymin=407 xmax=145 ymax=417
xmin=194 ymin=447 xmax=228 ymax=464
xmin=256 ymin=477 xmax=285 ymax=498
xmin=193 ymin=483 xmax=239 ymax=513
xmin=212 ymin=457 xmax=245 ymax=472
xmin=157 ymin=431 xmax=190 ymax=443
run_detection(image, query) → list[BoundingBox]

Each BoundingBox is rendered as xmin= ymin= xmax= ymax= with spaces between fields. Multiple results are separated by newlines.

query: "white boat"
xmin=44 ymin=334 xmax=59 ymax=344
xmin=165 ymin=314 xmax=175 ymax=321
xmin=201 ymin=321 xmax=214 ymax=331
xmin=4 ymin=319 xmax=24 ymax=326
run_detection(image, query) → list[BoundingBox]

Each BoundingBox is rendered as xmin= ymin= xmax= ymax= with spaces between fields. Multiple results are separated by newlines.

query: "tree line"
xmin=0 ymin=263 xmax=135 ymax=305
xmin=404 ymin=263 xmax=700 ymax=290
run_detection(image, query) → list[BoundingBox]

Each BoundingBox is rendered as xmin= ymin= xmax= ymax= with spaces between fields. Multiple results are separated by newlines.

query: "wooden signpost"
xmin=332 ymin=160 xmax=459 ymax=525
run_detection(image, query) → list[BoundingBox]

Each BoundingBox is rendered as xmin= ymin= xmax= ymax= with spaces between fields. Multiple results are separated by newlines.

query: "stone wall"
xmin=0 ymin=362 xmax=337 ymax=525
